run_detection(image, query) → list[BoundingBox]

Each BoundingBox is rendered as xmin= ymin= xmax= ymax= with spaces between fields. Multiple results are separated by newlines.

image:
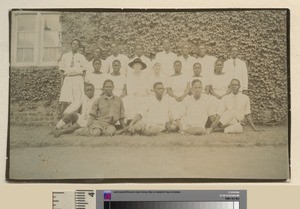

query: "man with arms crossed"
xmin=207 ymin=79 xmax=261 ymax=134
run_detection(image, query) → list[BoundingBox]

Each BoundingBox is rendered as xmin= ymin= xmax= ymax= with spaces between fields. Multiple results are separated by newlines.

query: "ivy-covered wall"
xmin=10 ymin=10 xmax=288 ymax=123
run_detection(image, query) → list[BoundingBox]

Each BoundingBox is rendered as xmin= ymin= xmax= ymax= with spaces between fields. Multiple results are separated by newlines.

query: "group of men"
xmin=53 ymin=38 xmax=261 ymax=137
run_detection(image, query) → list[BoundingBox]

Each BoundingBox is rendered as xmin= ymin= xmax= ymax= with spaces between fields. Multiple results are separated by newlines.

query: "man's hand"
xmin=84 ymin=127 xmax=90 ymax=136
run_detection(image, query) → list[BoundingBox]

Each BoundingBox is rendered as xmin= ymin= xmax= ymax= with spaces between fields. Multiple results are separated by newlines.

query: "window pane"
xmin=16 ymin=14 xmax=36 ymax=63
xmin=17 ymin=32 xmax=35 ymax=47
xmin=43 ymin=47 xmax=60 ymax=62
xmin=17 ymin=15 xmax=36 ymax=31
xmin=43 ymin=14 xmax=60 ymax=31
xmin=43 ymin=30 xmax=60 ymax=46
xmin=16 ymin=48 xmax=34 ymax=62
xmin=42 ymin=14 xmax=61 ymax=62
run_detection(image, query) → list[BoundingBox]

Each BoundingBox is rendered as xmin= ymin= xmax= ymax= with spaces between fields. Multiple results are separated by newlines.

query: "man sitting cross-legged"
xmin=207 ymin=79 xmax=262 ymax=134
xmin=53 ymin=83 xmax=96 ymax=137
xmin=83 ymin=79 xmax=126 ymax=137
xmin=125 ymin=82 xmax=180 ymax=136
xmin=177 ymin=79 xmax=215 ymax=135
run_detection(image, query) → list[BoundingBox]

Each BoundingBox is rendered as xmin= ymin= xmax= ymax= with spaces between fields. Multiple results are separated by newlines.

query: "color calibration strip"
xmin=104 ymin=201 xmax=239 ymax=209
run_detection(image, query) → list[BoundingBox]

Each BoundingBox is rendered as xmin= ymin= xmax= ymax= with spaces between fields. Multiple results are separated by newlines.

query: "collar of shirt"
xmin=104 ymin=95 xmax=115 ymax=100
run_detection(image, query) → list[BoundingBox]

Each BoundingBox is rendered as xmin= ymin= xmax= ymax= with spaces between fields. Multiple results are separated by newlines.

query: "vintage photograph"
xmin=7 ymin=9 xmax=289 ymax=181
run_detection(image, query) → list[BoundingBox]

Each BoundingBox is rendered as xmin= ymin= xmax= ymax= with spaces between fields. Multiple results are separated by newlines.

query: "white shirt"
xmin=197 ymin=55 xmax=217 ymax=79
xmin=223 ymin=58 xmax=248 ymax=91
xmin=155 ymin=50 xmax=178 ymax=76
xmin=218 ymin=92 xmax=251 ymax=121
xmin=105 ymin=54 xmax=129 ymax=76
xmin=128 ymin=55 xmax=152 ymax=76
xmin=105 ymin=74 xmax=126 ymax=97
xmin=147 ymin=73 xmax=168 ymax=93
xmin=58 ymin=52 xmax=87 ymax=75
xmin=210 ymin=73 xmax=231 ymax=96
xmin=85 ymin=72 xmax=106 ymax=96
xmin=167 ymin=73 xmax=189 ymax=96
xmin=178 ymin=55 xmax=197 ymax=77
xmin=142 ymin=95 xmax=172 ymax=125
xmin=126 ymin=71 xmax=149 ymax=97
xmin=81 ymin=95 xmax=97 ymax=120
xmin=182 ymin=94 xmax=215 ymax=127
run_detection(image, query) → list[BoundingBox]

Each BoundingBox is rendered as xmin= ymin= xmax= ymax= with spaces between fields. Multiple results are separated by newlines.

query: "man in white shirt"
xmin=177 ymin=79 xmax=215 ymax=135
xmin=223 ymin=46 xmax=249 ymax=92
xmin=105 ymin=59 xmax=127 ymax=98
xmin=129 ymin=44 xmax=152 ymax=76
xmin=58 ymin=39 xmax=88 ymax=118
xmin=178 ymin=42 xmax=197 ymax=77
xmin=197 ymin=43 xmax=217 ymax=79
xmin=53 ymin=83 xmax=96 ymax=137
xmin=189 ymin=62 xmax=210 ymax=94
xmin=208 ymin=79 xmax=261 ymax=134
xmin=105 ymin=43 xmax=129 ymax=76
xmin=126 ymin=82 xmax=180 ymax=136
xmin=155 ymin=39 xmax=177 ymax=76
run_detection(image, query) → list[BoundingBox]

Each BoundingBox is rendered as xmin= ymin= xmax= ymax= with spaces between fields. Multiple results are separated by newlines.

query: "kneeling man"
xmin=177 ymin=79 xmax=215 ymax=135
xmin=127 ymin=82 xmax=179 ymax=136
xmin=84 ymin=79 xmax=126 ymax=136
xmin=208 ymin=79 xmax=261 ymax=134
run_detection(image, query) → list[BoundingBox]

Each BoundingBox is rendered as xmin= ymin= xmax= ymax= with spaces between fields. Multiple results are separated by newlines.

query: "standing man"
xmin=127 ymin=82 xmax=180 ymax=136
xmin=129 ymin=44 xmax=152 ymax=76
xmin=178 ymin=42 xmax=197 ymax=77
xmin=155 ymin=39 xmax=177 ymax=76
xmin=58 ymin=39 xmax=88 ymax=118
xmin=197 ymin=43 xmax=217 ymax=79
xmin=105 ymin=43 xmax=129 ymax=76
xmin=93 ymin=46 xmax=108 ymax=74
xmin=177 ymin=79 xmax=215 ymax=135
xmin=208 ymin=79 xmax=261 ymax=134
xmin=84 ymin=79 xmax=126 ymax=136
xmin=223 ymin=46 xmax=248 ymax=92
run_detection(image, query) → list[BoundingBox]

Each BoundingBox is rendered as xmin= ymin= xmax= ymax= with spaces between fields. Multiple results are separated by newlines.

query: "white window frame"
xmin=11 ymin=11 xmax=61 ymax=67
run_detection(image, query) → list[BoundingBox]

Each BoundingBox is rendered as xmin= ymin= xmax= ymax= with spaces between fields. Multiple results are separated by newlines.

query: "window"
xmin=11 ymin=11 xmax=61 ymax=66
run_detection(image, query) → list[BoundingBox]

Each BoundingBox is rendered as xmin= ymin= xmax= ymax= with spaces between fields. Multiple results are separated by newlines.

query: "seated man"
xmin=207 ymin=79 xmax=261 ymax=134
xmin=53 ymin=83 xmax=96 ymax=137
xmin=84 ymin=79 xmax=126 ymax=136
xmin=177 ymin=79 xmax=215 ymax=135
xmin=126 ymin=82 xmax=179 ymax=136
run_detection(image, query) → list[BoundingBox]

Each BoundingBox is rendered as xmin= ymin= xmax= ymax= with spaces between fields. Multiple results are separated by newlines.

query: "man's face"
xmin=191 ymin=81 xmax=202 ymax=96
xmin=112 ymin=61 xmax=121 ymax=73
xmin=103 ymin=82 xmax=114 ymax=96
xmin=111 ymin=44 xmax=118 ymax=55
xmin=135 ymin=45 xmax=144 ymax=57
xmin=84 ymin=86 xmax=95 ymax=99
xmin=78 ymin=47 xmax=85 ymax=55
xmin=193 ymin=64 xmax=202 ymax=76
xmin=182 ymin=44 xmax=190 ymax=55
xmin=162 ymin=39 xmax=171 ymax=51
xmin=71 ymin=40 xmax=80 ymax=52
xmin=94 ymin=48 xmax=101 ymax=58
xmin=231 ymin=47 xmax=239 ymax=59
xmin=214 ymin=61 xmax=224 ymax=73
xmin=198 ymin=45 xmax=207 ymax=57
xmin=93 ymin=60 xmax=102 ymax=72
xmin=173 ymin=61 xmax=182 ymax=73
xmin=230 ymin=80 xmax=241 ymax=94
xmin=133 ymin=62 xmax=143 ymax=71
xmin=154 ymin=84 xmax=165 ymax=97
